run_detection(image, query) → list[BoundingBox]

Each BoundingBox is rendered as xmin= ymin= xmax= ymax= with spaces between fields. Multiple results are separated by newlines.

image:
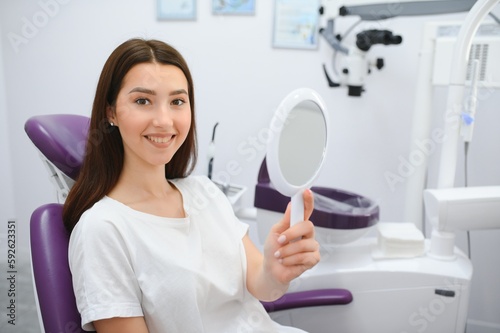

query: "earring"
xmin=110 ymin=122 xmax=115 ymax=127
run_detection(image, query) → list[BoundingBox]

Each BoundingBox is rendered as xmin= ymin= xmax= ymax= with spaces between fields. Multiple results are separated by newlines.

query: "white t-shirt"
xmin=69 ymin=175 xmax=306 ymax=333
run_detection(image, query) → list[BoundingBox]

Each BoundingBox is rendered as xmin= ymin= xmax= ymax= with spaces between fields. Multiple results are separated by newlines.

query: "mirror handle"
xmin=291 ymin=191 xmax=305 ymax=226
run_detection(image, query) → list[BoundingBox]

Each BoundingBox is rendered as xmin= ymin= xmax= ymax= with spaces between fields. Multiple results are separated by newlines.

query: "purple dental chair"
xmin=25 ymin=114 xmax=353 ymax=333
xmin=25 ymin=114 xmax=90 ymax=333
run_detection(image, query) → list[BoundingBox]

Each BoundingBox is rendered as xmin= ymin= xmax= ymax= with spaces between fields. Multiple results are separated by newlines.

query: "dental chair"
xmin=26 ymin=114 xmax=352 ymax=333
xmin=26 ymin=114 xmax=90 ymax=333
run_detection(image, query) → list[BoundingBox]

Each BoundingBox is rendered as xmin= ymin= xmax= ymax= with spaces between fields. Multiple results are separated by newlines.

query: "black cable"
xmin=211 ymin=122 xmax=219 ymax=141
xmin=208 ymin=122 xmax=219 ymax=180
xmin=464 ymin=141 xmax=472 ymax=260
xmin=489 ymin=12 xmax=500 ymax=25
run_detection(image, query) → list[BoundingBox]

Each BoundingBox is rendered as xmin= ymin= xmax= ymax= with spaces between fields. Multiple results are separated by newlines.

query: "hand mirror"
xmin=266 ymin=88 xmax=329 ymax=226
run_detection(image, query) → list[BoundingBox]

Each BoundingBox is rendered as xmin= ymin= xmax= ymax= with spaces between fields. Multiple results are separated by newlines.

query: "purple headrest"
xmin=25 ymin=114 xmax=90 ymax=180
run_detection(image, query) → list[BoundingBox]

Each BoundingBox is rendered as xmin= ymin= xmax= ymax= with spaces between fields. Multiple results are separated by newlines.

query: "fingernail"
xmin=274 ymin=250 xmax=281 ymax=258
xmin=277 ymin=234 xmax=286 ymax=244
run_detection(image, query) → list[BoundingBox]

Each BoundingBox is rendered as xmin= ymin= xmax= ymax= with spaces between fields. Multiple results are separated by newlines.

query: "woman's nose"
xmin=152 ymin=105 xmax=174 ymax=127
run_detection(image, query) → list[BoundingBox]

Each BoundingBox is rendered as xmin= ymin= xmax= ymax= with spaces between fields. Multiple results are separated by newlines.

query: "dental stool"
xmin=25 ymin=114 xmax=352 ymax=333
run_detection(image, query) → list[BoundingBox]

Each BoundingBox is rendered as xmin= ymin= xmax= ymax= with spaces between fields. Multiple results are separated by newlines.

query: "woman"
xmin=63 ymin=38 xmax=320 ymax=333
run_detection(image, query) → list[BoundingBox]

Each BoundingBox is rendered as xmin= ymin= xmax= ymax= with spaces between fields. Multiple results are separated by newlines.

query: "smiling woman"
xmin=63 ymin=39 xmax=198 ymax=231
xmin=62 ymin=38 xmax=320 ymax=333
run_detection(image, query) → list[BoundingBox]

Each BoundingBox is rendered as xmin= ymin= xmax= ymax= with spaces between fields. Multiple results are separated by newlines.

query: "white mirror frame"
xmin=266 ymin=87 xmax=329 ymax=225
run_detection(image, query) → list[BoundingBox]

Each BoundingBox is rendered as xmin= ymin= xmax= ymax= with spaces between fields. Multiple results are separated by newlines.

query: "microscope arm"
xmin=319 ymin=0 xmax=476 ymax=51
xmin=320 ymin=0 xmax=476 ymax=20
xmin=319 ymin=19 xmax=350 ymax=55
xmin=340 ymin=0 xmax=477 ymax=20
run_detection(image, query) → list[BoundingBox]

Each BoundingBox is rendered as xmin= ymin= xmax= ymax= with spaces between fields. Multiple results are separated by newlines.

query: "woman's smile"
xmin=145 ymin=134 xmax=175 ymax=145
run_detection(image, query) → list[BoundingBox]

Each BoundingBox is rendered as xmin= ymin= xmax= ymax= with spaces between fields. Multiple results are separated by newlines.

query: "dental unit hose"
xmin=460 ymin=59 xmax=480 ymax=143
xmin=461 ymin=59 xmax=480 ymax=260
xmin=207 ymin=122 xmax=219 ymax=180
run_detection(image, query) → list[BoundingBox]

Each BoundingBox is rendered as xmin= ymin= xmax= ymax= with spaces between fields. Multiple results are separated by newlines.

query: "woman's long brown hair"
xmin=63 ymin=39 xmax=197 ymax=232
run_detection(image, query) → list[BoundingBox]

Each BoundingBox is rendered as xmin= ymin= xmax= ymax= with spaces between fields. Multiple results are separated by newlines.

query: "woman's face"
xmin=108 ymin=62 xmax=191 ymax=170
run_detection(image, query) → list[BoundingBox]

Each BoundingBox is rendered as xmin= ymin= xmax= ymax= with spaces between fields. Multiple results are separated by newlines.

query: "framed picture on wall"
xmin=272 ymin=0 xmax=320 ymax=50
xmin=212 ymin=0 xmax=256 ymax=15
xmin=157 ymin=0 xmax=197 ymax=20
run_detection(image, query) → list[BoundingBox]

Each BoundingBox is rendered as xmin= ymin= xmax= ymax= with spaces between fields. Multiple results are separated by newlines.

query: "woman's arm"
xmin=94 ymin=316 xmax=149 ymax=333
xmin=243 ymin=189 xmax=320 ymax=302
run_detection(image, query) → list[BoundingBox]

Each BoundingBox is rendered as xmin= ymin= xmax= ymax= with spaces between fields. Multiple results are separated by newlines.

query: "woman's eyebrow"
xmin=170 ymin=89 xmax=188 ymax=96
xmin=129 ymin=87 xmax=156 ymax=95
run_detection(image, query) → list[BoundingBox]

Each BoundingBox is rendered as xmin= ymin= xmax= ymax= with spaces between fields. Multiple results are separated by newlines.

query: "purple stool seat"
xmin=261 ymin=289 xmax=353 ymax=312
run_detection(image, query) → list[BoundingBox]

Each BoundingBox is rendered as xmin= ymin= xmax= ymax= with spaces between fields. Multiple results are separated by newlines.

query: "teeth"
xmin=147 ymin=136 xmax=171 ymax=143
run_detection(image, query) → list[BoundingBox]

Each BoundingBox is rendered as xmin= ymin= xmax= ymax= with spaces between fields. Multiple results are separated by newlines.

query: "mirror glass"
xmin=278 ymin=100 xmax=327 ymax=187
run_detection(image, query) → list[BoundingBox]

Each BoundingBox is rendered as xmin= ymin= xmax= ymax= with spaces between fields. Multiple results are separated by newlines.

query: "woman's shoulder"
xmin=80 ymin=196 xmax=119 ymax=216
xmin=73 ymin=196 xmax=126 ymax=233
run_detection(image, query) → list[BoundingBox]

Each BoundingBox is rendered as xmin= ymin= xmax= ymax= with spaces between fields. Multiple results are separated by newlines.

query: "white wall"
xmin=0 ymin=1 xmax=499 ymax=332
xmin=0 ymin=26 xmax=16 ymax=253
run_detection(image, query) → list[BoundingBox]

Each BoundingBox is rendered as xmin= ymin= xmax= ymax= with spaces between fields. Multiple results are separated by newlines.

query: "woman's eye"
xmin=135 ymin=98 xmax=150 ymax=105
xmin=172 ymin=99 xmax=186 ymax=106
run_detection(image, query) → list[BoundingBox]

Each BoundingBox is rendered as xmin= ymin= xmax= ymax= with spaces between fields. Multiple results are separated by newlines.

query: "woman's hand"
xmin=263 ymin=189 xmax=320 ymax=286
xmin=243 ymin=189 xmax=319 ymax=301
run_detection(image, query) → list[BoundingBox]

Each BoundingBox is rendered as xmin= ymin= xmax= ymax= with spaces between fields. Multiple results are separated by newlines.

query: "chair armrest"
xmin=261 ymin=289 xmax=353 ymax=313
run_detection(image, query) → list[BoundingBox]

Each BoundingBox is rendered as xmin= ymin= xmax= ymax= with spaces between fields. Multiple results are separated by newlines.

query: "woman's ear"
xmin=106 ymin=105 xmax=116 ymax=126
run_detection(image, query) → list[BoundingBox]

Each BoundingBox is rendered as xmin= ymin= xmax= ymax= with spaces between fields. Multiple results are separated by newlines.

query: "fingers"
xmin=278 ymin=250 xmax=321 ymax=269
xmin=271 ymin=189 xmax=314 ymax=236
xmin=279 ymin=219 xmax=315 ymax=244
xmin=303 ymin=189 xmax=314 ymax=221
xmin=274 ymin=236 xmax=320 ymax=268
xmin=265 ymin=212 xmax=320 ymax=284
xmin=274 ymin=236 xmax=319 ymax=261
xmin=270 ymin=202 xmax=291 ymax=235
xmin=273 ymin=220 xmax=320 ymax=266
